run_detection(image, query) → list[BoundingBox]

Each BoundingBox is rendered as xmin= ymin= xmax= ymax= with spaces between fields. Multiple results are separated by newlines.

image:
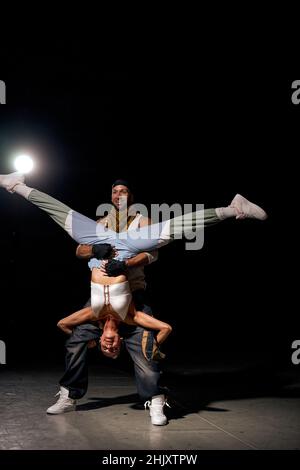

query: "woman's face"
xmin=100 ymin=331 xmax=122 ymax=359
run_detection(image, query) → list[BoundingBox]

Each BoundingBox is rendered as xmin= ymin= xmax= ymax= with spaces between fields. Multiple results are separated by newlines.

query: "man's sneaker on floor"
xmin=46 ymin=386 xmax=76 ymax=414
xmin=144 ymin=394 xmax=170 ymax=425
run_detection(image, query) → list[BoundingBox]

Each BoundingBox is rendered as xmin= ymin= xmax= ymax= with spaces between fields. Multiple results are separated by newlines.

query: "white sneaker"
xmin=230 ymin=194 xmax=268 ymax=220
xmin=46 ymin=386 xmax=77 ymax=414
xmin=0 ymin=172 xmax=25 ymax=193
xmin=144 ymin=394 xmax=170 ymax=425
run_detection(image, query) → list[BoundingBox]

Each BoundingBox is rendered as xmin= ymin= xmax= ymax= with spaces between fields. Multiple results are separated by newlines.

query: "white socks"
xmin=215 ymin=206 xmax=237 ymax=220
xmin=13 ymin=183 xmax=34 ymax=199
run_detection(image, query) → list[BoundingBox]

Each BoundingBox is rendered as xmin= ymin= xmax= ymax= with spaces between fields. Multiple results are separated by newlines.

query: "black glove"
xmin=92 ymin=243 xmax=113 ymax=260
xmin=106 ymin=259 xmax=127 ymax=277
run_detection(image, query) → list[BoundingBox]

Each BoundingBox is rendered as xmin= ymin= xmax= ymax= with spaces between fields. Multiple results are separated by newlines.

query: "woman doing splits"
xmin=0 ymin=172 xmax=268 ymax=358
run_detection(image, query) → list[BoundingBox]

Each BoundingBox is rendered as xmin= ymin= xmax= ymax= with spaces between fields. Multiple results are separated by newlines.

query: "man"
xmin=46 ymin=179 xmax=169 ymax=426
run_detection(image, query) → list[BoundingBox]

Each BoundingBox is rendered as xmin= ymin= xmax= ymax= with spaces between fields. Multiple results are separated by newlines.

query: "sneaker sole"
xmin=46 ymin=406 xmax=76 ymax=415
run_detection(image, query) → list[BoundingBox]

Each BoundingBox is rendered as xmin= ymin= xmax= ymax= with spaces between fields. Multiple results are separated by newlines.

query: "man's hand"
xmin=92 ymin=243 xmax=114 ymax=260
xmin=76 ymin=244 xmax=93 ymax=259
xmin=77 ymin=244 xmax=117 ymax=261
xmin=106 ymin=259 xmax=127 ymax=277
xmin=99 ymin=260 xmax=109 ymax=276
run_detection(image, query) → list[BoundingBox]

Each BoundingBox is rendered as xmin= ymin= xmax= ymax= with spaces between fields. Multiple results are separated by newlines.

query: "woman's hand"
xmin=152 ymin=338 xmax=166 ymax=361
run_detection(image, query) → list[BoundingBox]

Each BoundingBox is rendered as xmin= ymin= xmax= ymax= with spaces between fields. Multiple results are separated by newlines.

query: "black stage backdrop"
xmin=0 ymin=49 xmax=295 ymax=378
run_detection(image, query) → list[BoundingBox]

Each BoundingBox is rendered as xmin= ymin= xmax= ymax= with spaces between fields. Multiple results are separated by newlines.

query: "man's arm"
xmin=76 ymin=243 xmax=114 ymax=260
xmin=76 ymin=244 xmax=157 ymax=267
xmin=76 ymin=244 xmax=93 ymax=259
xmin=125 ymin=251 xmax=158 ymax=269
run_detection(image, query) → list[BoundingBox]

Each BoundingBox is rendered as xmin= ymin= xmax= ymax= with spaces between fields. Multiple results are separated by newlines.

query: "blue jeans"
xmin=59 ymin=290 xmax=163 ymax=401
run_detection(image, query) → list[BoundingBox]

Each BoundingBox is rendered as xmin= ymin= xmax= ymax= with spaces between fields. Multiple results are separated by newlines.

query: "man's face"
xmin=111 ymin=185 xmax=130 ymax=210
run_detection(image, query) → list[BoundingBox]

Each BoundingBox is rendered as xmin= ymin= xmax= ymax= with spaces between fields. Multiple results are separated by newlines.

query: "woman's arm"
xmin=57 ymin=306 xmax=96 ymax=335
xmin=129 ymin=306 xmax=172 ymax=345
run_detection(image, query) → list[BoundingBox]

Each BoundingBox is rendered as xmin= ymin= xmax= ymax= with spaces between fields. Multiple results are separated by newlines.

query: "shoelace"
xmin=144 ymin=399 xmax=171 ymax=410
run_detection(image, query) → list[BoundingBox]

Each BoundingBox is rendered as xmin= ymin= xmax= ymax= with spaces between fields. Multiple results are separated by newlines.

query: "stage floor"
xmin=0 ymin=363 xmax=300 ymax=450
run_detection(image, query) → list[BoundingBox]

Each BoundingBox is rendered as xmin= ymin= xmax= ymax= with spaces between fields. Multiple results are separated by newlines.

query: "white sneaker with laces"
xmin=144 ymin=394 xmax=170 ymax=425
xmin=230 ymin=194 xmax=268 ymax=220
xmin=46 ymin=386 xmax=77 ymax=414
xmin=0 ymin=172 xmax=25 ymax=193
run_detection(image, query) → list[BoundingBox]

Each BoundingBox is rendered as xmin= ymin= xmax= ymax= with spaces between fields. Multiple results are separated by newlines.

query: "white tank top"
xmin=127 ymin=213 xmax=143 ymax=230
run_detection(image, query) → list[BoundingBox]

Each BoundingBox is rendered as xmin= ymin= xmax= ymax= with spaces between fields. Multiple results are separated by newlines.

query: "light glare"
xmin=14 ymin=155 xmax=34 ymax=174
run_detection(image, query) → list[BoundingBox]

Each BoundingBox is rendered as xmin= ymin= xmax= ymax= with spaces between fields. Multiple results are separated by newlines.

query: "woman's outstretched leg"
xmin=166 ymin=195 xmax=267 ymax=240
xmin=1 ymin=172 xmax=268 ymax=254
xmin=121 ymin=195 xmax=268 ymax=253
xmin=0 ymin=172 xmax=114 ymax=245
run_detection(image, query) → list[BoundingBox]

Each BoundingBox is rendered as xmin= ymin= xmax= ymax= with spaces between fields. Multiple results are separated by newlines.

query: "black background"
xmin=0 ymin=44 xmax=295 ymax=374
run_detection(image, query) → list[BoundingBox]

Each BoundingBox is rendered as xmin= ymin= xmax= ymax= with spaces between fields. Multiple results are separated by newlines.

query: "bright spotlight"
xmin=14 ymin=155 xmax=34 ymax=174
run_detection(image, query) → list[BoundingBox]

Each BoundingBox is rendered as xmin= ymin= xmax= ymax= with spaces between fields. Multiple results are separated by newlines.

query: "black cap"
xmin=112 ymin=179 xmax=131 ymax=190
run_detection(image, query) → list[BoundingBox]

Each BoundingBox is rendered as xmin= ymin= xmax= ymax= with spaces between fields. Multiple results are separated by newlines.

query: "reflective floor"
xmin=0 ymin=363 xmax=300 ymax=450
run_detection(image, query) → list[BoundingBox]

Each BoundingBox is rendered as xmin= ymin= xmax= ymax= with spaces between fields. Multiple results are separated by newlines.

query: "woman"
xmin=0 ymin=172 xmax=267 ymax=357
xmin=57 ymin=258 xmax=172 ymax=359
